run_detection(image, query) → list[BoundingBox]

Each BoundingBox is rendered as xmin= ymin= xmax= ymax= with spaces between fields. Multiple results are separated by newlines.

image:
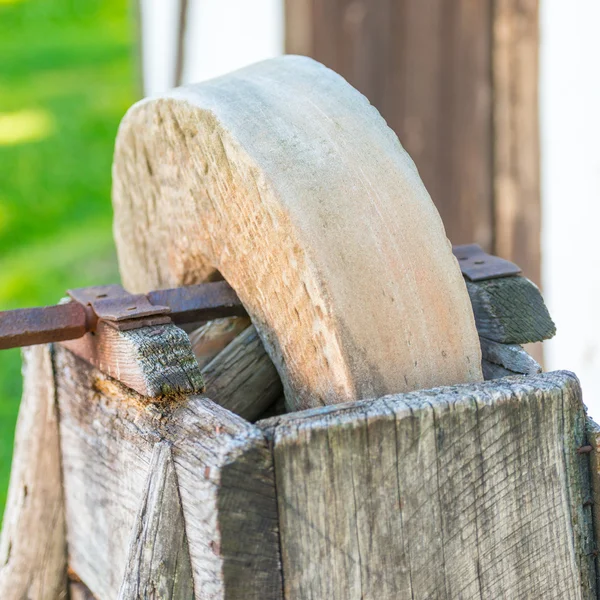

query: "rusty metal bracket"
xmin=67 ymin=284 xmax=172 ymax=331
xmin=452 ymin=244 xmax=522 ymax=282
xmin=0 ymin=281 xmax=247 ymax=350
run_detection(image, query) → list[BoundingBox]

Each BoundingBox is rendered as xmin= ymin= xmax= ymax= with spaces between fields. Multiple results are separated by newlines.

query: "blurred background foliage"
xmin=0 ymin=0 xmax=135 ymax=516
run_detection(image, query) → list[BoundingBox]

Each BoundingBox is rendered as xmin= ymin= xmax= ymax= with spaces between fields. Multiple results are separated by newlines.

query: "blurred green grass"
xmin=0 ymin=0 xmax=136 ymax=517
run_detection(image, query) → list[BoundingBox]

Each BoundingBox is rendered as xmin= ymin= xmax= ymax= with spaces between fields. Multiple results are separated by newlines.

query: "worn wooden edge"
xmin=201 ymin=325 xmax=282 ymax=421
xmin=586 ymin=417 xmax=600 ymax=591
xmin=480 ymin=337 xmax=541 ymax=375
xmin=466 ymin=275 xmax=555 ymax=344
xmin=61 ymin=321 xmax=204 ymax=398
xmin=258 ymin=371 xmax=596 ymax=599
xmin=190 ymin=316 xmax=252 ymax=368
xmin=0 ymin=344 xmax=69 ymax=600
xmin=55 ymin=345 xmax=282 ymax=600
xmin=118 ymin=441 xmax=194 ymax=599
xmin=481 ymin=358 xmax=516 ymax=380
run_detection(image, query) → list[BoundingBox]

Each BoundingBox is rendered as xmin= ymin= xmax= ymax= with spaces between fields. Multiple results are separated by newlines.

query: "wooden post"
xmin=55 ymin=345 xmax=282 ymax=599
xmin=0 ymin=345 xmax=68 ymax=599
xmin=260 ymin=371 xmax=596 ymax=599
xmin=285 ymin=0 xmax=540 ymax=285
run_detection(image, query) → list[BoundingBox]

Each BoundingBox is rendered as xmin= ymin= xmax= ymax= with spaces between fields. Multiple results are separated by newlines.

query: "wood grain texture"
xmin=481 ymin=358 xmax=517 ymax=380
xmin=112 ymin=55 xmax=482 ymax=411
xmin=480 ymin=337 xmax=541 ymax=375
xmin=61 ymin=321 xmax=204 ymax=398
xmin=118 ymin=441 xmax=194 ymax=599
xmin=466 ymin=275 xmax=555 ymax=344
xmin=285 ymin=0 xmax=494 ymax=251
xmin=493 ymin=0 xmax=541 ymax=284
xmin=0 ymin=345 xmax=68 ymax=600
xmin=55 ymin=345 xmax=282 ymax=600
xmin=201 ymin=325 xmax=282 ymax=420
xmin=70 ymin=581 xmax=96 ymax=600
xmin=190 ymin=316 xmax=251 ymax=368
xmin=586 ymin=417 xmax=600 ymax=594
xmin=259 ymin=371 xmax=596 ymax=599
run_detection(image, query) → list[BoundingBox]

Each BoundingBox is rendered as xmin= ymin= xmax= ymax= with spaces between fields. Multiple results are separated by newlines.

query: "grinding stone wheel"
xmin=112 ymin=55 xmax=482 ymax=411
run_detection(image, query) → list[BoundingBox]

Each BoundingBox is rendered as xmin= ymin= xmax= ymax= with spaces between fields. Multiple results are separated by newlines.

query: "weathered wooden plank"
xmin=0 ymin=345 xmax=68 ymax=599
xmin=189 ymin=316 xmax=251 ymax=368
xmin=259 ymin=371 xmax=595 ymax=599
xmin=118 ymin=441 xmax=194 ymax=599
xmin=481 ymin=358 xmax=515 ymax=380
xmin=466 ymin=275 xmax=555 ymax=344
xmin=586 ymin=417 xmax=600 ymax=593
xmin=201 ymin=325 xmax=282 ymax=421
xmin=113 ymin=55 xmax=483 ymax=412
xmin=55 ymin=345 xmax=282 ymax=600
xmin=480 ymin=337 xmax=541 ymax=375
xmin=61 ymin=321 xmax=204 ymax=398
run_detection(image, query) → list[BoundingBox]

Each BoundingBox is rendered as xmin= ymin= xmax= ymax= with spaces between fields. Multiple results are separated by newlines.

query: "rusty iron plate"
xmin=68 ymin=284 xmax=171 ymax=322
xmin=452 ymin=244 xmax=522 ymax=282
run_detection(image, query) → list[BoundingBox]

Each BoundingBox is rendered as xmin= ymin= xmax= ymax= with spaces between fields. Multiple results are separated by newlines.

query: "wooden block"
xmin=201 ymin=325 xmax=282 ymax=421
xmin=54 ymin=345 xmax=282 ymax=600
xmin=481 ymin=358 xmax=516 ymax=380
xmin=113 ymin=55 xmax=483 ymax=412
xmin=480 ymin=337 xmax=541 ymax=377
xmin=466 ymin=275 xmax=556 ymax=344
xmin=259 ymin=371 xmax=595 ymax=599
xmin=0 ymin=345 xmax=68 ymax=599
xmin=190 ymin=316 xmax=251 ymax=368
xmin=118 ymin=441 xmax=194 ymax=599
xmin=61 ymin=321 xmax=204 ymax=398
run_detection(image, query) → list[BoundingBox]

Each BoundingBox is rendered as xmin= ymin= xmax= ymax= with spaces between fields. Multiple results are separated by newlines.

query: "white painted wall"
xmin=182 ymin=0 xmax=284 ymax=84
xmin=540 ymin=0 xmax=600 ymax=419
xmin=139 ymin=0 xmax=183 ymax=96
xmin=139 ymin=0 xmax=284 ymax=96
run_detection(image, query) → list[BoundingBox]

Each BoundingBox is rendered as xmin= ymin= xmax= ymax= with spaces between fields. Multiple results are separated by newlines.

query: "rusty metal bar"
xmin=0 ymin=281 xmax=247 ymax=350
xmin=147 ymin=280 xmax=246 ymax=325
xmin=0 ymin=246 xmax=521 ymax=351
xmin=0 ymin=303 xmax=88 ymax=350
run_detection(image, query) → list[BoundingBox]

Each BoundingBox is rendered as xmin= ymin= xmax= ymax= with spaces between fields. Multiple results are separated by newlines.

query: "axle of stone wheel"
xmin=0 ymin=244 xmax=520 ymax=351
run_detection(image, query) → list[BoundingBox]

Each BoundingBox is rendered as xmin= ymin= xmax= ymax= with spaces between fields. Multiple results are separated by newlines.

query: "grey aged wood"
xmin=201 ymin=325 xmax=282 ymax=421
xmin=61 ymin=321 xmax=204 ymax=398
xmin=586 ymin=418 xmax=600 ymax=594
xmin=55 ymin=345 xmax=282 ymax=600
xmin=466 ymin=275 xmax=556 ymax=344
xmin=481 ymin=359 xmax=516 ymax=380
xmin=259 ymin=371 xmax=595 ymax=599
xmin=480 ymin=337 xmax=541 ymax=375
xmin=118 ymin=441 xmax=194 ymax=599
xmin=0 ymin=345 xmax=68 ymax=600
